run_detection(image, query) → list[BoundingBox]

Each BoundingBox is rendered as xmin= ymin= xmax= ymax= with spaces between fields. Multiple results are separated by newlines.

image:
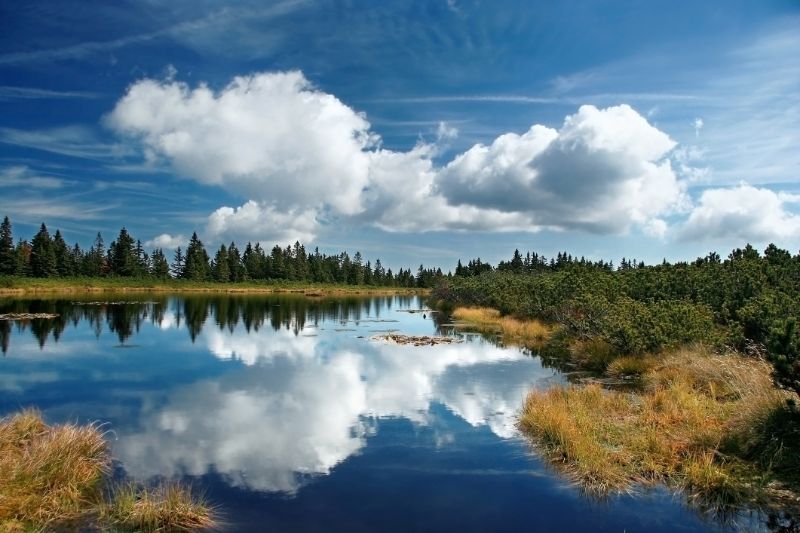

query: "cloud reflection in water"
xmin=117 ymin=323 xmax=557 ymax=493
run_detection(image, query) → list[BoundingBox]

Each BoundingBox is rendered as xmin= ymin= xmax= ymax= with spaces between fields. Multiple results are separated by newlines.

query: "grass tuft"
xmin=452 ymin=307 xmax=552 ymax=349
xmin=0 ymin=409 xmax=215 ymax=531
xmin=100 ymin=481 xmax=216 ymax=532
xmin=606 ymin=355 xmax=655 ymax=379
xmin=0 ymin=409 xmax=109 ymax=527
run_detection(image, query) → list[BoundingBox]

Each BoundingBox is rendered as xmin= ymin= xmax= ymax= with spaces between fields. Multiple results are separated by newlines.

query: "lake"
xmin=0 ymin=294 xmax=748 ymax=531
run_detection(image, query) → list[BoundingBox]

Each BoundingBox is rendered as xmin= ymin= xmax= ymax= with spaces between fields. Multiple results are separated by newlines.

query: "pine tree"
xmin=227 ymin=242 xmax=246 ymax=281
xmin=213 ymin=244 xmax=230 ymax=282
xmin=52 ymin=230 xmax=72 ymax=277
xmin=30 ymin=223 xmax=56 ymax=277
xmin=135 ymin=240 xmax=148 ymax=274
xmin=150 ymin=248 xmax=171 ymax=279
xmin=110 ymin=227 xmax=137 ymax=276
xmin=171 ymin=247 xmax=185 ymax=278
xmin=69 ymin=243 xmax=82 ymax=276
xmin=83 ymin=233 xmax=106 ymax=277
xmin=0 ymin=216 xmax=14 ymax=275
xmin=14 ymin=239 xmax=31 ymax=276
xmin=183 ymin=232 xmax=210 ymax=281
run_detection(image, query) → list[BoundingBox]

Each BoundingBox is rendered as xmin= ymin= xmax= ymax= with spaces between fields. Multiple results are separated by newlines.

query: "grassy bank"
xmin=0 ymin=409 xmax=214 ymax=532
xmin=519 ymin=347 xmax=799 ymax=509
xmin=0 ymin=275 xmax=428 ymax=296
xmin=451 ymin=307 xmax=552 ymax=350
xmin=447 ymin=305 xmax=800 ymax=516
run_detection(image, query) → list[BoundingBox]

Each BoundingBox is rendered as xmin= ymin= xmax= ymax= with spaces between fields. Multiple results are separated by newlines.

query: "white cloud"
xmin=144 ymin=233 xmax=187 ymax=250
xmin=109 ymin=72 xmax=703 ymax=242
xmin=108 ymin=71 xmax=374 ymax=216
xmin=680 ymin=183 xmax=800 ymax=243
xmin=693 ymin=117 xmax=704 ymax=138
xmin=0 ymin=165 xmax=66 ymax=189
xmin=437 ymin=104 xmax=688 ymax=234
xmin=0 ymin=126 xmax=130 ymax=161
xmin=0 ymin=86 xmax=99 ymax=101
xmin=206 ymin=201 xmax=319 ymax=245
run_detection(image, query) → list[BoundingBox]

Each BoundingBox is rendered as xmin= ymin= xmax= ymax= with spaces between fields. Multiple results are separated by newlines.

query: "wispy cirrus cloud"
xmin=0 ymin=125 xmax=131 ymax=161
xmin=368 ymin=92 xmax=701 ymax=105
xmin=0 ymin=197 xmax=117 ymax=222
xmin=0 ymin=0 xmax=310 ymax=65
xmin=0 ymin=165 xmax=68 ymax=189
xmin=0 ymin=86 xmax=99 ymax=101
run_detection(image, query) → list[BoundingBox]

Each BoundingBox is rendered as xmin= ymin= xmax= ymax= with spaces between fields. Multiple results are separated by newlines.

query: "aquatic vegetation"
xmin=0 ymin=409 xmax=215 ymax=531
xmin=519 ymin=346 xmax=796 ymax=511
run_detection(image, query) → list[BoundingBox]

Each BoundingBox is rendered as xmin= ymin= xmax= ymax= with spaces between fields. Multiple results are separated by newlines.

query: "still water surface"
xmin=1 ymin=294 xmax=737 ymax=531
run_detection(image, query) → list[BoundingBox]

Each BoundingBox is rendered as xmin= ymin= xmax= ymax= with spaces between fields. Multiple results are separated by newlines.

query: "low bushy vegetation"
xmin=0 ymin=409 xmax=214 ymax=532
xmin=434 ymin=244 xmax=800 ymax=397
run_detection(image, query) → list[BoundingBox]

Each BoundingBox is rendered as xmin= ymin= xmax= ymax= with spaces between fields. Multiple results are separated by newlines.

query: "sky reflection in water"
xmin=0 ymin=295 xmax=726 ymax=531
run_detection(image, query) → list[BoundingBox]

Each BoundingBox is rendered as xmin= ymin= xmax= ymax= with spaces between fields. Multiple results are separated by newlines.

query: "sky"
xmin=0 ymin=0 xmax=798 ymax=270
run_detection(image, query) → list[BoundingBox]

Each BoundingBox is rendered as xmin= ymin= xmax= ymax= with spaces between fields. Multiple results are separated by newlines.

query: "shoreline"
xmin=0 ymin=279 xmax=430 ymax=297
xmin=447 ymin=305 xmax=800 ymax=516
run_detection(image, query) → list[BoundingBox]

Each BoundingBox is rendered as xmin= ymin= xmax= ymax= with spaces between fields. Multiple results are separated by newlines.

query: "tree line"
xmin=437 ymin=244 xmax=800 ymax=397
xmin=0 ymin=216 xmax=444 ymax=287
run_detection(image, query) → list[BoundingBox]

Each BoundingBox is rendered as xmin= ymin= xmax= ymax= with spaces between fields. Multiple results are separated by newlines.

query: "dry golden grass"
xmin=606 ymin=355 xmax=656 ymax=379
xmin=100 ymin=482 xmax=216 ymax=532
xmin=519 ymin=346 xmax=790 ymax=508
xmin=0 ymin=409 xmax=109 ymax=527
xmin=0 ymin=409 xmax=216 ymax=532
xmin=452 ymin=307 xmax=552 ymax=349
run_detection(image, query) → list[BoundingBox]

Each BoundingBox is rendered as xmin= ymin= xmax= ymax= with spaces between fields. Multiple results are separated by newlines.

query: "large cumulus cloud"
xmin=437 ymin=105 xmax=687 ymax=235
xmin=680 ymin=184 xmax=800 ymax=243
xmin=109 ymin=70 xmax=796 ymax=246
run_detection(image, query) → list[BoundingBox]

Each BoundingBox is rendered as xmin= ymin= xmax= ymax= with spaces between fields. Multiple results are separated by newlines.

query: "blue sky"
xmin=0 ymin=0 xmax=798 ymax=270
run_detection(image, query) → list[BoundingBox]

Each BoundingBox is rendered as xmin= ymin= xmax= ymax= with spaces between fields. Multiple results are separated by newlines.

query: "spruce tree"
xmin=227 ymin=242 xmax=246 ymax=282
xmin=171 ymin=247 xmax=185 ymax=278
xmin=14 ymin=239 xmax=31 ymax=276
xmin=213 ymin=244 xmax=231 ymax=282
xmin=110 ymin=228 xmax=137 ymax=276
xmin=83 ymin=233 xmax=105 ymax=277
xmin=30 ymin=223 xmax=57 ymax=277
xmin=183 ymin=232 xmax=210 ymax=281
xmin=0 ymin=216 xmax=15 ymax=275
xmin=52 ymin=230 xmax=72 ymax=277
xmin=150 ymin=248 xmax=171 ymax=279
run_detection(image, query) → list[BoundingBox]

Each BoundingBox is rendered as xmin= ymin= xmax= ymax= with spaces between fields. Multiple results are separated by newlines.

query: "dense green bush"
xmin=433 ymin=244 xmax=800 ymax=395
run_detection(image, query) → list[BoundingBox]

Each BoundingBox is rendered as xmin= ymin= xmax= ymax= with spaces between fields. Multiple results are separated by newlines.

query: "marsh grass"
xmin=0 ymin=409 xmax=109 ymax=528
xmin=519 ymin=346 xmax=794 ymax=512
xmin=452 ymin=307 xmax=552 ymax=349
xmin=99 ymin=482 xmax=216 ymax=532
xmin=606 ymin=356 xmax=655 ymax=379
xmin=0 ymin=409 xmax=215 ymax=532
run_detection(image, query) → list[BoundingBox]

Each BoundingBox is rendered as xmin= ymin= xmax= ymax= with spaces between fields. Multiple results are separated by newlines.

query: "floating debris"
xmin=334 ymin=328 xmax=357 ymax=332
xmin=0 ymin=312 xmax=59 ymax=320
xmin=372 ymin=333 xmax=463 ymax=346
xmin=396 ymin=309 xmax=438 ymax=314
